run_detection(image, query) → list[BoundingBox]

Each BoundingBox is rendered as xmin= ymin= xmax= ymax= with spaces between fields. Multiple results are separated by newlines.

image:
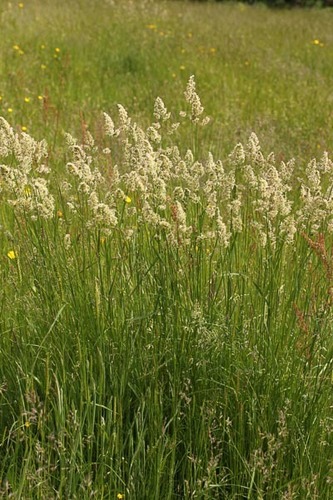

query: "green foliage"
xmin=0 ymin=1 xmax=333 ymax=498
xmin=0 ymin=0 xmax=332 ymax=161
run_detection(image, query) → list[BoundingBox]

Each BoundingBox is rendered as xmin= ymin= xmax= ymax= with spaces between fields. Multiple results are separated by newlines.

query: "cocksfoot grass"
xmin=0 ymin=1 xmax=333 ymax=498
xmin=1 ymin=74 xmax=333 ymax=498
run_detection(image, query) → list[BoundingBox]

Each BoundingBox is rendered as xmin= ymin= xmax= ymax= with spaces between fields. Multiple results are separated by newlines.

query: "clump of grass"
xmin=0 ymin=75 xmax=332 ymax=498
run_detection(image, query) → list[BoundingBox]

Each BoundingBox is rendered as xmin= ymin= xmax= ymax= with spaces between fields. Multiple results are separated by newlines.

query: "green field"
xmin=0 ymin=1 xmax=333 ymax=498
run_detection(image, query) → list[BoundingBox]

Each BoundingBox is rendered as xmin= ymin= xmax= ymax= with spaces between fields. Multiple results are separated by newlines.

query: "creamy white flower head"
xmin=203 ymin=179 xmax=215 ymax=196
xmin=78 ymin=182 xmax=91 ymax=194
xmin=228 ymin=197 xmax=243 ymax=233
xmin=152 ymin=177 xmax=167 ymax=202
xmin=168 ymin=122 xmax=180 ymax=135
xmin=174 ymin=200 xmax=187 ymax=228
xmin=280 ymin=215 xmax=297 ymax=244
xmin=296 ymin=153 xmax=333 ymax=231
xmin=206 ymin=152 xmax=216 ymax=175
xmin=306 ymin=159 xmax=321 ymax=191
xmin=67 ymin=201 xmax=77 ymax=213
xmin=159 ymin=154 xmax=173 ymax=177
xmin=142 ymin=201 xmax=170 ymax=230
xmin=117 ymin=104 xmax=131 ymax=133
xmin=229 ymin=143 xmax=245 ymax=167
xmin=64 ymin=233 xmax=71 ymax=250
xmin=83 ymin=131 xmax=95 ymax=149
xmin=0 ymin=119 xmax=53 ymax=219
xmin=124 ymin=171 xmax=147 ymax=193
xmin=103 ymin=112 xmax=115 ymax=137
xmin=242 ymin=164 xmax=258 ymax=189
xmin=246 ymin=133 xmax=262 ymax=163
xmin=65 ymin=133 xmax=105 ymax=194
xmin=279 ymin=159 xmax=294 ymax=182
xmin=192 ymin=161 xmax=204 ymax=178
xmin=201 ymin=117 xmax=210 ymax=127
xmin=146 ymin=126 xmax=161 ymax=144
xmin=184 ymin=149 xmax=194 ymax=166
xmin=64 ymin=132 xmax=77 ymax=148
xmin=215 ymin=211 xmax=230 ymax=247
xmin=36 ymin=164 xmax=50 ymax=175
xmin=251 ymin=221 xmax=267 ymax=247
xmin=173 ymin=186 xmax=185 ymax=201
xmin=205 ymin=191 xmax=217 ymax=219
xmin=0 ymin=117 xmax=16 ymax=157
xmin=184 ymin=75 xmax=204 ymax=123
xmin=154 ymin=97 xmax=171 ymax=122
xmin=0 ymin=118 xmax=48 ymax=174
xmin=88 ymin=191 xmax=118 ymax=231
xmin=318 ymin=151 xmax=333 ymax=173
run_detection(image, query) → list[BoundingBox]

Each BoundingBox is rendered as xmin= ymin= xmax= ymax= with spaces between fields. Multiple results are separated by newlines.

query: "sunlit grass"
xmin=0 ymin=1 xmax=333 ymax=498
xmin=0 ymin=0 xmax=332 ymax=159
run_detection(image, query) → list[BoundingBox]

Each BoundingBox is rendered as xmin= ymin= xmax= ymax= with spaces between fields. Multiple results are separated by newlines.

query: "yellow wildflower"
xmin=180 ymin=65 xmax=186 ymax=71
xmin=7 ymin=108 xmax=13 ymax=113
xmin=18 ymin=2 xmax=24 ymax=8
xmin=117 ymin=494 xmax=124 ymax=500
xmin=13 ymin=44 xmax=20 ymax=51
xmin=18 ymin=50 xmax=24 ymax=56
xmin=312 ymin=39 xmax=320 ymax=45
xmin=0 ymin=96 xmax=2 ymax=101
xmin=146 ymin=24 xmax=157 ymax=30
xmin=24 ymin=421 xmax=31 ymax=428
xmin=21 ymin=126 xmax=27 ymax=132
xmin=7 ymin=250 xmax=16 ymax=260
xmin=40 ymin=64 xmax=47 ymax=70
xmin=57 ymin=210 xmax=63 ymax=218
xmin=24 ymin=185 xmax=31 ymax=195
xmin=55 ymin=47 xmax=61 ymax=53
xmin=38 ymin=95 xmax=43 ymax=100
xmin=24 ymin=97 xmax=30 ymax=103
xmin=40 ymin=44 xmax=45 ymax=49
xmin=125 ymin=196 xmax=131 ymax=203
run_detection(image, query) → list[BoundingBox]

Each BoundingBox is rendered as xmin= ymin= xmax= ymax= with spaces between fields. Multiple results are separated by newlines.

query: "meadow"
xmin=0 ymin=0 xmax=333 ymax=498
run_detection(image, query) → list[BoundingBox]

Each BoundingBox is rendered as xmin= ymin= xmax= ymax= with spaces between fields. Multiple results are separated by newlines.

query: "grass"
xmin=1 ymin=0 xmax=333 ymax=159
xmin=0 ymin=0 xmax=333 ymax=498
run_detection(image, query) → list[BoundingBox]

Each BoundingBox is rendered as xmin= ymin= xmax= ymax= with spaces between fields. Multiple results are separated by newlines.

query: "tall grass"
xmin=0 ymin=1 xmax=333 ymax=498
xmin=1 ymin=73 xmax=333 ymax=497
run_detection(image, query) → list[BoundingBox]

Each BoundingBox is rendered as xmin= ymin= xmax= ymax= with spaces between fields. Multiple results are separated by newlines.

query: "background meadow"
xmin=1 ymin=0 xmax=333 ymax=159
xmin=0 ymin=0 xmax=333 ymax=498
